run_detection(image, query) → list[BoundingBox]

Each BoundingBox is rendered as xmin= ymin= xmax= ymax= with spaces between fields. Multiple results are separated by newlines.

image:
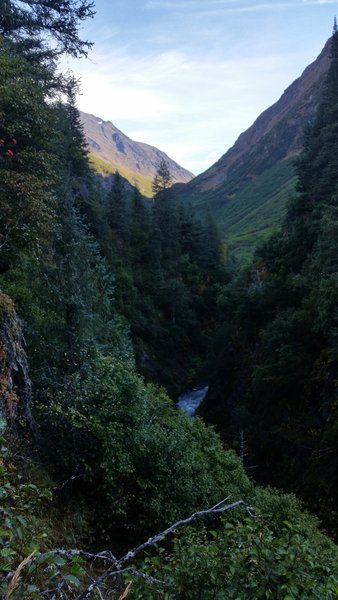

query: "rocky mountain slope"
xmin=80 ymin=111 xmax=194 ymax=197
xmin=174 ymin=38 xmax=331 ymax=262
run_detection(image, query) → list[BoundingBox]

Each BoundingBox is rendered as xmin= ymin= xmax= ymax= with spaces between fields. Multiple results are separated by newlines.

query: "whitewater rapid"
xmin=177 ymin=386 xmax=209 ymax=417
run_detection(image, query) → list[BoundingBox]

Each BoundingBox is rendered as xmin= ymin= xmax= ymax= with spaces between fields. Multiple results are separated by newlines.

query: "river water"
xmin=177 ymin=385 xmax=209 ymax=417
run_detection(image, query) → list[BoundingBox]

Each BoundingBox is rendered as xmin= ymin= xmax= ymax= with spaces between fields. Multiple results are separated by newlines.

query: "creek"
xmin=177 ymin=385 xmax=209 ymax=417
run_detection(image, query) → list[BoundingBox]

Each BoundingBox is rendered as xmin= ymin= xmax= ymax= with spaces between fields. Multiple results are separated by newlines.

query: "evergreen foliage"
xmin=100 ymin=164 xmax=226 ymax=396
xmin=152 ymin=158 xmax=172 ymax=195
xmin=0 ymin=0 xmax=95 ymax=58
xmin=0 ymin=38 xmax=57 ymax=273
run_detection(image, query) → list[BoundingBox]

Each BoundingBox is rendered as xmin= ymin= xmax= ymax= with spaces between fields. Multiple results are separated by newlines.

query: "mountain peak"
xmin=80 ymin=111 xmax=194 ymax=197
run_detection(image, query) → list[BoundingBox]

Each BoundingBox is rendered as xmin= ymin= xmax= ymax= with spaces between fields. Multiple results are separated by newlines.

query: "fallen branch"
xmin=121 ymin=497 xmax=251 ymax=565
xmin=32 ymin=497 xmax=252 ymax=599
xmin=41 ymin=549 xmax=118 ymax=565
xmin=74 ymin=496 xmax=253 ymax=600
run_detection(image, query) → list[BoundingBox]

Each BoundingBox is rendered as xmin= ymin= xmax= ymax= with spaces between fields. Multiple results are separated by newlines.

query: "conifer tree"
xmin=0 ymin=40 xmax=57 ymax=273
xmin=55 ymin=79 xmax=90 ymax=182
xmin=107 ymin=171 xmax=130 ymax=246
xmin=152 ymin=158 xmax=172 ymax=195
xmin=0 ymin=0 xmax=95 ymax=58
xmin=131 ymin=186 xmax=150 ymax=266
xmin=202 ymin=208 xmax=221 ymax=270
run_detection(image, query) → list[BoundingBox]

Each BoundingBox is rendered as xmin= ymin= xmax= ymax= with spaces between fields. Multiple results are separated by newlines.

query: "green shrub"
xmin=37 ymin=351 xmax=252 ymax=537
xmin=0 ymin=435 xmax=91 ymax=599
xmin=132 ymin=491 xmax=338 ymax=600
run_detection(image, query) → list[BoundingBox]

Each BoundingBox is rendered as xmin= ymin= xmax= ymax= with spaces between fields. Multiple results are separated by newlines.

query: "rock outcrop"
xmin=0 ymin=292 xmax=32 ymax=431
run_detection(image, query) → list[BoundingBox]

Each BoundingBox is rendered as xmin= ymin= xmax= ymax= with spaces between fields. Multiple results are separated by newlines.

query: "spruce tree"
xmin=152 ymin=158 xmax=172 ymax=195
xmin=0 ymin=0 xmax=95 ymax=58
xmin=107 ymin=171 xmax=130 ymax=246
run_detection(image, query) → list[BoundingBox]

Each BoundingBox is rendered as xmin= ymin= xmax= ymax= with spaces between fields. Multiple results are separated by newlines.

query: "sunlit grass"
xmin=89 ymin=153 xmax=154 ymax=197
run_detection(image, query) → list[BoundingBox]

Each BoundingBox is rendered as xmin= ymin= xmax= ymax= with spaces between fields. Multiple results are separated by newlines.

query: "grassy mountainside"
xmin=218 ymin=159 xmax=297 ymax=263
xmin=88 ymin=152 xmax=155 ymax=196
xmin=175 ymin=39 xmax=330 ymax=262
xmin=81 ymin=111 xmax=194 ymax=197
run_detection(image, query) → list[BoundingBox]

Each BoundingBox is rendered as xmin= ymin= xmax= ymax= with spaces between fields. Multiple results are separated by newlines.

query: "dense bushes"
xmin=133 ymin=499 xmax=338 ymax=599
xmin=2 ymin=436 xmax=337 ymax=599
xmin=37 ymin=351 xmax=251 ymax=536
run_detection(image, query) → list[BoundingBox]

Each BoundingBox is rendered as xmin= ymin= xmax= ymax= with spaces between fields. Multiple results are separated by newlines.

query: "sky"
xmin=63 ymin=0 xmax=338 ymax=174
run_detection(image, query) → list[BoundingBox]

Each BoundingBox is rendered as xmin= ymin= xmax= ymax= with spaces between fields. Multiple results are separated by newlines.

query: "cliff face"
xmin=0 ymin=293 xmax=32 ymax=431
xmin=80 ymin=111 xmax=194 ymax=197
xmin=175 ymin=39 xmax=331 ymax=262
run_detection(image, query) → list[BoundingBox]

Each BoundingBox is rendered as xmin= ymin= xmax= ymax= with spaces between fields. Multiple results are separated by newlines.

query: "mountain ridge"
xmin=174 ymin=38 xmax=331 ymax=262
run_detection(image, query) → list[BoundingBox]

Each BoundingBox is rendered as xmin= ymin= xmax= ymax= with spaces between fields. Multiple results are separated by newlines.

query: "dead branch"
xmin=34 ymin=498 xmax=252 ymax=599
xmin=74 ymin=496 xmax=253 ymax=600
xmin=42 ymin=549 xmax=118 ymax=566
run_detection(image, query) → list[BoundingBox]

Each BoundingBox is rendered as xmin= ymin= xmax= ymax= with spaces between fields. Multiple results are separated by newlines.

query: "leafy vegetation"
xmin=36 ymin=351 xmax=252 ymax=538
xmin=134 ymin=493 xmax=338 ymax=599
xmin=2 ymin=433 xmax=337 ymax=598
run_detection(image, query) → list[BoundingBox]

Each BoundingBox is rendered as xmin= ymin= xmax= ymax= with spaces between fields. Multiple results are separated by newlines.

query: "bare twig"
xmin=74 ymin=568 xmax=133 ymax=600
xmin=121 ymin=498 xmax=248 ymax=565
xmin=128 ymin=569 xmax=166 ymax=586
xmin=53 ymin=472 xmax=84 ymax=493
xmin=117 ymin=582 xmax=132 ymax=599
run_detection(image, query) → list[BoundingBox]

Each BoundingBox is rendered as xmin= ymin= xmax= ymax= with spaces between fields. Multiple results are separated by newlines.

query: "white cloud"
xmin=146 ymin=0 xmax=338 ymax=13
xmin=195 ymin=1 xmax=337 ymax=15
xmin=303 ymin=0 xmax=337 ymax=3
xmin=61 ymin=0 xmax=334 ymax=174
xmin=145 ymin=0 xmax=244 ymax=7
xmin=67 ymin=44 xmax=303 ymax=173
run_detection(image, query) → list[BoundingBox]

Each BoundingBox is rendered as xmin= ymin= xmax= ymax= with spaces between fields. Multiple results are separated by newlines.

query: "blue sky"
xmin=64 ymin=0 xmax=338 ymax=174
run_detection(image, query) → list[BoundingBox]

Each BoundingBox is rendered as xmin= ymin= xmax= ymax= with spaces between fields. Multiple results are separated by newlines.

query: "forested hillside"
xmin=203 ymin=22 xmax=338 ymax=539
xmin=93 ymin=165 xmax=227 ymax=397
xmin=0 ymin=1 xmax=337 ymax=598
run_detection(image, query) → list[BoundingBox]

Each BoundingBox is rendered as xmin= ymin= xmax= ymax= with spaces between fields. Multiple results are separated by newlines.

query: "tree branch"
xmin=73 ymin=497 xmax=253 ymax=600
